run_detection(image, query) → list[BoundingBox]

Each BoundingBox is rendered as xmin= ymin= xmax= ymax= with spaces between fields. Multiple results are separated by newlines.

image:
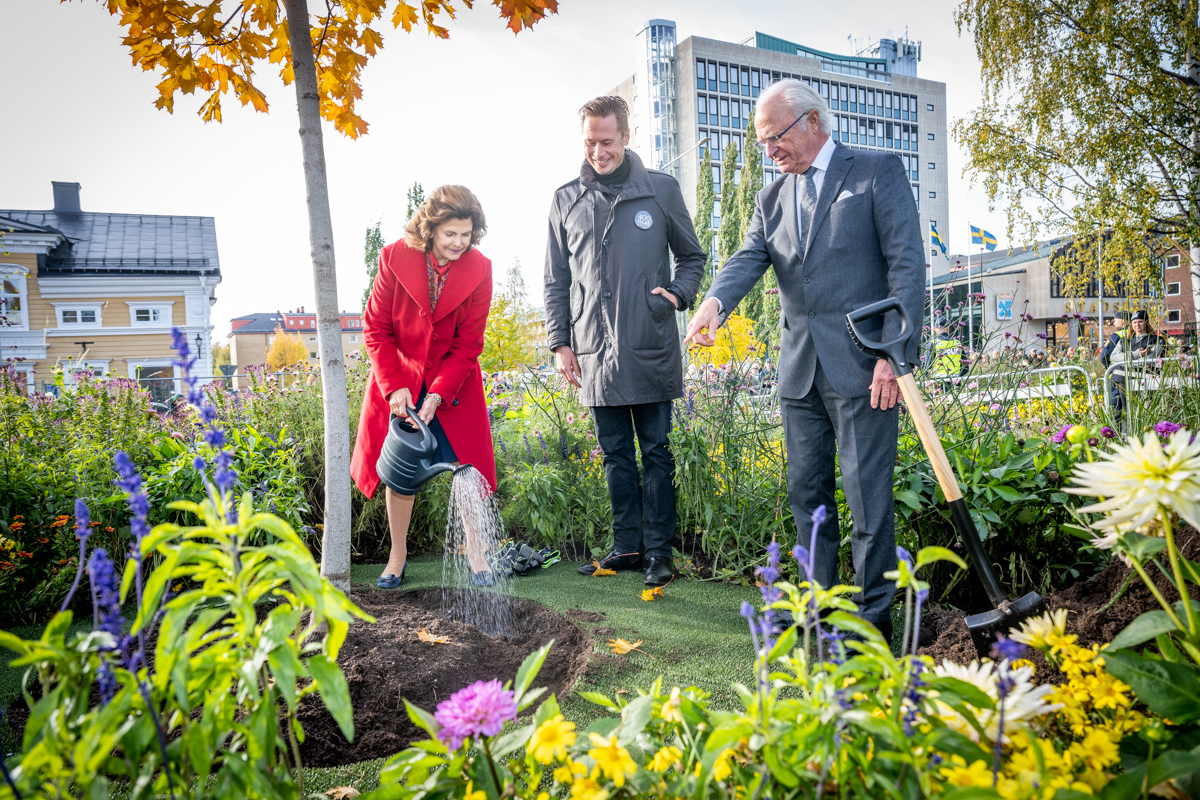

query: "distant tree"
xmin=694 ymin=146 xmax=717 ymax=296
xmin=736 ymin=114 xmax=773 ymax=349
xmin=266 ymin=325 xmax=309 ymax=371
xmin=481 ymin=260 xmax=537 ymax=372
xmin=360 ymin=219 xmax=386 ymax=310
xmin=954 ymin=0 xmax=1195 ymax=316
xmin=211 ymin=341 xmax=231 ymax=368
xmin=407 ymin=183 xmax=426 ymax=218
xmin=689 ymin=313 xmax=760 ymax=369
xmin=70 ymin=0 xmax=560 ymax=589
xmin=717 ymin=141 xmax=742 ymax=271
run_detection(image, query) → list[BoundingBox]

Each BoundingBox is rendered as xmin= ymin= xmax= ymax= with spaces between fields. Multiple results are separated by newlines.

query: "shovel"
xmin=845 ymin=297 xmax=1046 ymax=656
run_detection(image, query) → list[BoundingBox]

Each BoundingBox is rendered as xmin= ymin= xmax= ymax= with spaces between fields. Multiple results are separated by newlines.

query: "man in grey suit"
xmin=685 ymin=79 xmax=923 ymax=640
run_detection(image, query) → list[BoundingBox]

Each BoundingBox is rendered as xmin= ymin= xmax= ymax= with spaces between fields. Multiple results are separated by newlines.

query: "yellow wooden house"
xmin=0 ymin=181 xmax=221 ymax=400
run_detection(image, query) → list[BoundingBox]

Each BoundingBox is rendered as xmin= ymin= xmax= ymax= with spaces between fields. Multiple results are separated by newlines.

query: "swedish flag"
xmin=970 ymin=225 xmax=998 ymax=252
xmin=930 ymin=223 xmax=947 ymax=256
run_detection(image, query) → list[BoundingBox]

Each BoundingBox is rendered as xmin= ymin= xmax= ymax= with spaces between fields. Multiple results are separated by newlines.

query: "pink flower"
xmin=567 ymin=413 xmax=575 ymax=424
xmin=1051 ymin=423 xmax=1072 ymax=443
xmin=434 ymin=680 xmax=517 ymax=750
xmin=1155 ymin=421 xmax=1181 ymax=437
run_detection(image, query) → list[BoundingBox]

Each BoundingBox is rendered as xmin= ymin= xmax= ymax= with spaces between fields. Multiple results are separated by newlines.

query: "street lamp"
xmin=195 ymin=332 xmax=203 ymax=364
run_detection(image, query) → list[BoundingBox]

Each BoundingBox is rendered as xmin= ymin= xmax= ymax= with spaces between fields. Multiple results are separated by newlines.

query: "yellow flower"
xmin=939 ymin=757 xmax=993 ymax=788
xmin=648 ymin=745 xmax=683 ymax=772
xmin=712 ymin=749 xmax=734 ymax=782
xmin=1011 ymin=609 xmax=1070 ymax=651
xmin=569 ymin=777 xmax=609 ymax=800
xmin=554 ymin=759 xmax=586 ymax=784
xmin=587 ymin=733 xmax=637 ymax=788
xmin=1047 ymin=631 xmax=1079 ymax=656
xmin=660 ymin=687 xmax=683 ymax=723
xmin=1066 ymin=429 xmax=1200 ymax=535
xmin=536 ymin=794 xmax=549 ymax=800
xmin=464 ymin=780 xmax=486 ymax=800
xmin=530 ymin=715 xmax=576 ymax=764
xmin=1071 ymin=729 xmax=1119 ymax=771
xmin=1084 ymin=674 xmax=1130 ymax=710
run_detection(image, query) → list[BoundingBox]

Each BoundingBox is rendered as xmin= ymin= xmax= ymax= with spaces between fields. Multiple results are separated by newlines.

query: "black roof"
xmin=0 ymin=209 xmax=220 ymax=276
xmin=230 ymin=312 xmax=284 ymax=334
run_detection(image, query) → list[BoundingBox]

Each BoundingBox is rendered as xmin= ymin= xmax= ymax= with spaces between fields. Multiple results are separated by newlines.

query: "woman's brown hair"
xmin=404 ymin=185 xmax=487 ymax=252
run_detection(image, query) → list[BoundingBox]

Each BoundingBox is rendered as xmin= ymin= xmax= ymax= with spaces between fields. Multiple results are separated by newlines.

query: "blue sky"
xmin=2 ymin=0 xmax=1001 ymax=338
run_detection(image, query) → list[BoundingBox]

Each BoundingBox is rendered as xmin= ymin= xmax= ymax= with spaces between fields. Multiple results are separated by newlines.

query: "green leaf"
xmin=916 ymin=546 xmax=969 ymax=572
xmin=991 ymin=485 xmax=1024 ymax=503
xmin=533 ymin=693 xmax=561 ymax=726
xmin=576 ymin=690 xmax=619 ymax=710
xmin=616 ymin=694 xmax=653 ymax=746
xmin=1100 ymin=748 xmax=1200 ymax=800
xmin=1103 ymin=650 xmax=1200 ymax=722
xmin=896 ymin=490 xmax=921 ymax=510
xmin=308 ymin=654 xmax=355 ymax=741
xmin=927 ymin=676 xmax=996 ymax=710
xmin=1118 ymin=532 xmax=1168 ymax=562
xmin=404 ymin=699 xmax=442 ymax=739
xmin=1109 ymin=611 xmax=1181 ymax=651
xmin=939 ymin=788 xmax=1001 ymax=800
xmin=766 ymin=626 xmax=797 ymax=662
xmin=517 ymin=686 xmax=546 ymax=712
xmin=512 ymin=640 xmax=552 ymax=706
xmin=928 ymin=727 xmax=991 ymax=765
xmin=0 ymin=630 xmax=32 ymax=656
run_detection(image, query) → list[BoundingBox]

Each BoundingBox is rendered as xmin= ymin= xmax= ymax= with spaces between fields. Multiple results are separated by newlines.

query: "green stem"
xmin=1141 ymin=742 xmax=1154 ymax=800
xmin=1162 ymin=515 xmax=1198 ymax=638
xmin=481 ymin=737 xmax=504 ymax=795
xmin=1129 ymin=557 xmax=1186 ymax=632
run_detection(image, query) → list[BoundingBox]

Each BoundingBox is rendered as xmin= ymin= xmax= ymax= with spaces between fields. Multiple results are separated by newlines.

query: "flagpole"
xmin=968 ymin=222 xmax=974 ymax=357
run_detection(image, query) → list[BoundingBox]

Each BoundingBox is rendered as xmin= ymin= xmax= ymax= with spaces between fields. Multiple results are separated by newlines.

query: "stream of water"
xmin=440 ymin=466 xmax=515 ymax=637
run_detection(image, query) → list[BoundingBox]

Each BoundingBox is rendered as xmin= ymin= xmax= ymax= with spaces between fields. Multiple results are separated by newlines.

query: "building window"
xmin=697 ymin=96 xmax=706 ymax=124
xmin=1168 ymin=309 xmax=1182 ymax=324
xmin=697 ymin=59 xmax=707 ymax=89
xmin=128 ymin=302 xmax=174 ymax=326
xmin=0 ymin=267 xmax=28 ymax=330
xmin=1166 ymin=254 xmax=1181 ymax=268
xmin=929 ymin=191 xmax=937 ymax=199
xmin=928 ymin=162 xmax=936 ymax=170
xmin=56 ymin=304 xmax=102 ymax=327
xmin=719 ymin=63 xmax=728 ymax=93
xmin=730 ymin=64 xmax=740 ymax=93
xmin=720 ymin=97 xmax=729 ymax=127
xmin=927 ymin=133 xmax=935 ymax=140
xmin=731 ymin=99 xmax=741 ymax=128
xmin=927 ymin=103 xmax=935 ymax=111
xmin=308 ymin=336 xmax=317 ymax=342
xmin=750 ymin=68 xmax=760 ymax=96
xmin=1167 ymin=282 xmax=1181 ymax=296
xmin=350 ymin=334 xmax=359 ymax=343
xmin=309 ymin=351 xmax=318 ymax=359
xmin=740 ymin=67 xmax=750 ymax=96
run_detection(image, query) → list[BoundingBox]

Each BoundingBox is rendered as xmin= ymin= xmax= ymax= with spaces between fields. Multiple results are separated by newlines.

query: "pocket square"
xmin=837 ymin=190 xmax=855 ymax=202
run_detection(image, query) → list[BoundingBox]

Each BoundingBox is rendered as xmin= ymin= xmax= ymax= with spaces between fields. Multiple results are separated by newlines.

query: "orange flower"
xmin=17 ymin=551 xmax=33 ymax=559
xmin=58 ymin=559 xmax=68 ymax=565
xmin=37 ymin=537 xmax=49 ymax=544
xmin=12 ymin=515 xmax=22 ymax=520
xmin=9 ymin=522 xmax=24 ymax=532
xmin=90 ymin=521 xmax=100 ymax=527
xmin=104 ymin=527 xmax=114 ymax=533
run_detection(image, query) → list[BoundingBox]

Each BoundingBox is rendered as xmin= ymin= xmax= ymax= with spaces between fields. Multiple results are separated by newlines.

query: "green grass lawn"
xmin=0 ymin=555 xmax=763 ymax=794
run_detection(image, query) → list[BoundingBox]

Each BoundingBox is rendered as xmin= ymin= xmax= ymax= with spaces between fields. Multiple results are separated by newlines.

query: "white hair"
xmin=759 ymin=78 xmax=832 ymax=136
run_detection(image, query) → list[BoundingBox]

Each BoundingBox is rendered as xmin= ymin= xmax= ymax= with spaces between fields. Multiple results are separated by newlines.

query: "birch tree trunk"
xmin=284 ymin=0 xmax=352 ymax=591
xmin=1189 ymin=13 xmax=1200 ymax=337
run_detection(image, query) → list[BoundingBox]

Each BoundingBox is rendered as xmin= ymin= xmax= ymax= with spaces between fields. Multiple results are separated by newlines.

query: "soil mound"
xmin=297 ymin=588 xmax=591 ymax=768
xmin=920 ymin=525 xmax=1200 ymax=678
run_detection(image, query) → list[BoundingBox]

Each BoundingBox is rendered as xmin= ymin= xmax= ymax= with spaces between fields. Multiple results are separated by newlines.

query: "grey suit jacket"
xmin=707 ymin=143 xmax=924 ymax=400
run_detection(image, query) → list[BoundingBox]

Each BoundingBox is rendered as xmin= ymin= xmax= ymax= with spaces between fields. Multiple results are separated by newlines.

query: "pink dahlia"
xmin=434 ymin=680 xmax=517 ymax=750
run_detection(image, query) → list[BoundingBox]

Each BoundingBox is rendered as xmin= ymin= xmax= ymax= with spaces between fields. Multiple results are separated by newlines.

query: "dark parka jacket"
xmin=544 ymin=150 xmax=707 ymax=407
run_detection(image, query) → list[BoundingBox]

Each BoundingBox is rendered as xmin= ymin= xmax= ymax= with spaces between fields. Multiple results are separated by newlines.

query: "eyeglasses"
xmin=752 ymin=112 xmax=809 ymax=154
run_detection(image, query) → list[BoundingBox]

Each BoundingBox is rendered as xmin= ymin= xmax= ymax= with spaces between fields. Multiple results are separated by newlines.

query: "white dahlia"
xmin=930 ymin=660 xmax=1061 ymax=744
xmin=1065 ymin=429 xmax=1200 ymax=537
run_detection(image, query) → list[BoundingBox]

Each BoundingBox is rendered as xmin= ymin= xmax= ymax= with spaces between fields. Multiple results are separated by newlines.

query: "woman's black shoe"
xmin=643 ymin=556 xmax=674 ymax=586
xmin=577 ymin=551 xmax=642 ymax=575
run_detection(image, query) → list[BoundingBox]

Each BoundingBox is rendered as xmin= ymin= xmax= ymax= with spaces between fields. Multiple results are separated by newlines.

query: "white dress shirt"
xmin=795 ymin=135 xmax=837 ymax=247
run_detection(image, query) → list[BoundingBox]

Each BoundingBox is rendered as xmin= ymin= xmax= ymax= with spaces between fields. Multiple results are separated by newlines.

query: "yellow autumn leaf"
xmin=641 ymin=586 xmax=663 ymax=602
xmin=417 ymin=627 xmax=450 ymax=645
xmin=324 ymin=787 xmax=361 ymax=799
xmin=590 ymin=559 xmax=617 ymax=577
xmin=608 ymin=638 xmax=653 ymax=659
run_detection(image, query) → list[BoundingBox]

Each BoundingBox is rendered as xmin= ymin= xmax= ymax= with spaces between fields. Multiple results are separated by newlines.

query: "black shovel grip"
xmin=845 ymin=297 xmax=915 ymax=377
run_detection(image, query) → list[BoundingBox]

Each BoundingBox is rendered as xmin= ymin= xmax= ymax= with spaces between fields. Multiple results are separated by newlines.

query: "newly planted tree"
xmin=70 ymin=0 xmax=559 ymax=589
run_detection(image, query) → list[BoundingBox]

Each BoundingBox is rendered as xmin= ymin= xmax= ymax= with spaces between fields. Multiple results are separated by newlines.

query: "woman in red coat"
xmin=350 ymin=185 xmax=497 ymax=589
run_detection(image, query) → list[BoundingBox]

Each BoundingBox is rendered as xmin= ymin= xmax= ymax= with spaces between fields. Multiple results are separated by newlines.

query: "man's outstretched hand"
xmin=684 ymin=297 xmax=722 ymax=347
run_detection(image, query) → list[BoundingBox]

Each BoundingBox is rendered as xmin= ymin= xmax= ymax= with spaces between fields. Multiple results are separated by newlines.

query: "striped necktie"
xmin=799 ymin=165 xmax=818 ymax=255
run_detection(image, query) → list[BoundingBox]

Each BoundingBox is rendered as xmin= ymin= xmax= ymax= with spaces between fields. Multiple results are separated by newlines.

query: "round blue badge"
xmin=635 ymin=210 xmax=653 ymax=230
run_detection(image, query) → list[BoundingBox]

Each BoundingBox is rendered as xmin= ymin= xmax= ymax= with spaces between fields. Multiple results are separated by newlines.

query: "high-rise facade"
xmin=612 ymin=22 xmax=949 ymax=267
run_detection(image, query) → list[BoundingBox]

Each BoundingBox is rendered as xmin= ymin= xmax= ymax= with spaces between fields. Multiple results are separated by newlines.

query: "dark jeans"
xmin=591 ymin=401 xmax=676 ymax=559
xmin=781 ymin=361 xmax=898 ymax=625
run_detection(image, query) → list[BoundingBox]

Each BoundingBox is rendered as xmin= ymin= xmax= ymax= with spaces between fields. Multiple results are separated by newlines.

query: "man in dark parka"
xmin=544 ymin=95 xmax=707 ymax=586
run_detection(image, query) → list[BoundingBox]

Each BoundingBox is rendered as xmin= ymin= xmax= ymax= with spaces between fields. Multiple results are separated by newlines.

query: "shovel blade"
xmin=964 ymin=591 xmax=1047 ymax=658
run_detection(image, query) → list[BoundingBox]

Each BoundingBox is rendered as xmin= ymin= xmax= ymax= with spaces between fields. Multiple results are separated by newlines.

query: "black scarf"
xmin=581 ymin=151 xmax=632 ymax=195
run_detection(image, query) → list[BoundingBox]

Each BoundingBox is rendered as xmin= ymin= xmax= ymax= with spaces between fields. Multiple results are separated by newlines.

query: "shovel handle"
xmin=895 ymin=372 xmax=1010 ymax=607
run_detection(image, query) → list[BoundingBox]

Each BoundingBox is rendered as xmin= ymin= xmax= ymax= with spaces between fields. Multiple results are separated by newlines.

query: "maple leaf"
xmin=608 ymin=638 xmax=653 ymax=659
xmin=417 ymin=627 xmax=450 ymax=644
xmin=325 ymin=788 xmax=361 ymax=799
xmin=590 ymin=559 xmax=617 ymax=577
xmin=641 ymin=586 xmax=663 ymax=602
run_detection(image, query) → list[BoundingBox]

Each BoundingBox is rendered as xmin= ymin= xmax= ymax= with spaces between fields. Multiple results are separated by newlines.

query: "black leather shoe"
xmin=643 ymin=556 xmax=674 ymax=586
xmin=578 ymin=550 xmax=642 ymax=575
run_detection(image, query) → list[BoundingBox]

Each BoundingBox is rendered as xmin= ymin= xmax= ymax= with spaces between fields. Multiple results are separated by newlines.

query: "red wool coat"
xmin=350 ymin=239 xmax=497 ymax=498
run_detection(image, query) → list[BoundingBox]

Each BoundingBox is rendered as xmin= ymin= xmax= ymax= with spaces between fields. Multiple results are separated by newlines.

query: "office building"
xmin=610 ymin=21 xmax=949 ymax=265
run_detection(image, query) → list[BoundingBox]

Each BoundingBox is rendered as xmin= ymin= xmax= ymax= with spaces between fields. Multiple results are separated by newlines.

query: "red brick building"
xmin=1163 ymin=250 xmax=1197 ymax=338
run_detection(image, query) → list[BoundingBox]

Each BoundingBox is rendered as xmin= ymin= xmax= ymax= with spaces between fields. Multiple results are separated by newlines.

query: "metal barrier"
xmin=1099 ymin=356 xmax=1199 ymax=422
xmin=932 ymin=364 xmax=1094 ymax=409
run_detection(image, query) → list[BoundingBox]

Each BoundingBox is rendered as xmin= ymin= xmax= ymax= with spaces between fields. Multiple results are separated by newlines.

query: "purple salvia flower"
xmin=88 ymin=549 xmax=123 ymax=641
xmin=434 ymin=679 xmax=518 ymax=750
xmin=990 ymin=633 xmax=1025 ymax=663
xmin=896 ymin=545 xmax=913 ymax=567
xmin=60 ymin=498 xmax=92 ymax=612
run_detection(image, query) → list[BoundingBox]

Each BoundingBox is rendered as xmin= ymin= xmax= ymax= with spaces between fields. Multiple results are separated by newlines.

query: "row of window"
xmin=54 ymin=303 xmax=174 ymax=328
xmin=694 ymin=59 xmax=930 ymax=121
xmin=288 ymin=318 xmax=363 ymax=328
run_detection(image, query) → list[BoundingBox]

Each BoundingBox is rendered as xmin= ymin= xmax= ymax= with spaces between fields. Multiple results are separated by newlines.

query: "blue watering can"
xmin=376 ymin=408 xmax=472 ymax=495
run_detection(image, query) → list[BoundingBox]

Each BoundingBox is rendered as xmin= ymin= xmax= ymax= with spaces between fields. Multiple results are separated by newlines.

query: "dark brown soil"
xmin=296 ymin=588 xmax=591 ymax=768
xmin=566 ymin=608 xmax=605 ymax=622
xmin=920 ymin=525 xmax=1200 ymax=680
